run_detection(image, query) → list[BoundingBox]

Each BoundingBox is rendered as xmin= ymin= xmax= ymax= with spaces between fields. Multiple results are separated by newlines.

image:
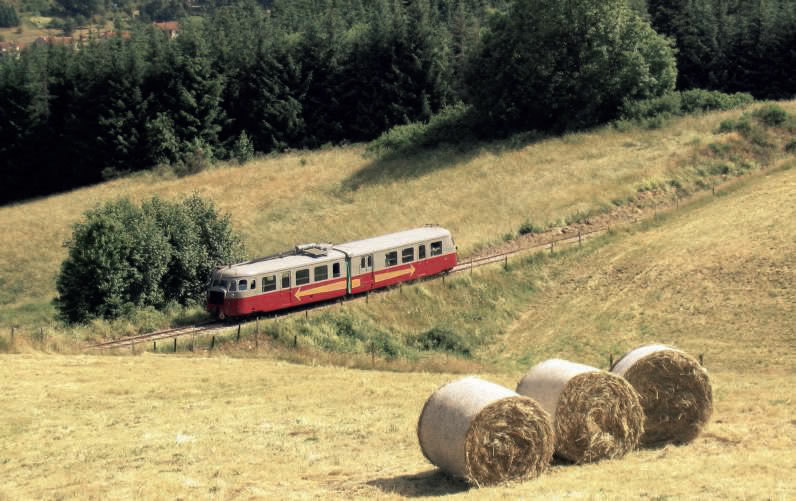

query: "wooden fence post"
xmin=153 ymin=341 xmax=156 ymax=352
xmin=236 ymin=325 xmax=241 ymax=342
xmin=210 ymin=336 xmax=215 ymax=350
xmin=699 ymin=353 xmax=704 ymax=366
xmin=173 ymin=338 xmax=177 ymax=353
xmin=609 ymin=353 xmax=613 ymax=369
xmin=578 ymin=231 xmax=582 ymax=247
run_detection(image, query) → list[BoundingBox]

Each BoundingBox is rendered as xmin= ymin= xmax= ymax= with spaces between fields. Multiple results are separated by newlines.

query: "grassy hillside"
xmin=1 ymin=101 xmax=794 ymax=333
xmin=0 ymin=107 xmax=793 ymax=498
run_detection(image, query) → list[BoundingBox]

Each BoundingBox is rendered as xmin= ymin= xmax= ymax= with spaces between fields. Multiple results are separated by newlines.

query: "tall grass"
xmin=1 ymin=101 xmax=794 ymax=334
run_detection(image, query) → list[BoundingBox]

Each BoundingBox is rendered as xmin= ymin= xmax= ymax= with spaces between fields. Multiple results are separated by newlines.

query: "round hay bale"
xmin=417 ymin=376 xmax=554 ymax=486
xmin=611 ymin=344 xmax=712 ymax=446
xmin=516 ymin=359 xmax=644 ymax=463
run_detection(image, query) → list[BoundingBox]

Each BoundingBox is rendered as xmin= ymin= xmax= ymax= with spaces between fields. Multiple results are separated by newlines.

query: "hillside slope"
xmin=485 ymin=166 xmax=796 ymax=373
xmin=1 ymin=101 xmax=794 ymax=330
xmin=0 ymin=120 xmax=794 ymax=499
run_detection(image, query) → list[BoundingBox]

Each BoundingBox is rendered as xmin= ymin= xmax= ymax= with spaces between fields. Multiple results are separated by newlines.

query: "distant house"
xmin=0 ymin=41 xmax=22 ymax=57
xmin=153 ymin=21 xmax=179 ymax=39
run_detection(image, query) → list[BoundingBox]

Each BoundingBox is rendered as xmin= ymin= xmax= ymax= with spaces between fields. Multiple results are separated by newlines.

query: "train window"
xmin=402 ymin=247 xmax=414 ymax=263
xmin=296 ymin=269 xmax=310 ymax=285
xmin=281 ymin=273 xmax=290 ymax=289
xmin=360 ymin=257 xmax=366 ymax=268
xmin=251 ymin=280 xmax=256 ymax=290
xmin=314 ymin=265 xmax=328 ymax=282
xmin=229 ymin=280 xmax=237 ymax=291
xmin=262 ymin=275 xmax=276 ymax=292
xmin=220 ymin=280 xmax=227 ymax=289
xmin=418 ymin=244 xmax=426 ymax=259
xmin=332 ymin=262 xmax=341 ymax=278
xmin=431 ymin=241 xmax=443 ymax=256
xmin=367 ymin=256 xmax=372 ymax=267
xmin=385 ymin=251 xmax=398 ymax=267
xmin=239 ymin=279 xmax=248 ymax=290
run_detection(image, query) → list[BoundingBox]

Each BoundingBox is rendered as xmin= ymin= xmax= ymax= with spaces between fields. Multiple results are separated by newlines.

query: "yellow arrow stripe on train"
xmin=374 ymin=264 xmax=415 ymax=283
xmin=294 ymin=279 xmax=360 ymax=301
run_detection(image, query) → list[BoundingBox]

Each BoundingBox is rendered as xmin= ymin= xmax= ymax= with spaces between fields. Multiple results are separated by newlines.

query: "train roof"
xmin=216 ymin=247 xmax=346 ymax=278
xmin=213 ymin=227 xmax=452 ymax=278
xmin=332 ymin=226 xmax=452 ymax=256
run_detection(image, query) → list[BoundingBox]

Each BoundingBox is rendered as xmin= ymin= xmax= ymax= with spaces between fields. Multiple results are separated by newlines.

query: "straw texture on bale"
xmin=612 ymin=344 xmax=713 ymax=446
xmin=516 ymin=359 xmax=644 ymax=463
xmin=417 ymin=376 xmax=554 ymax=486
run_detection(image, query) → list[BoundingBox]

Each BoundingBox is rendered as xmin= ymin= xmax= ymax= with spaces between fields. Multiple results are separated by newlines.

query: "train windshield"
xmin=212 ymin=279 xmax=228 ymax=289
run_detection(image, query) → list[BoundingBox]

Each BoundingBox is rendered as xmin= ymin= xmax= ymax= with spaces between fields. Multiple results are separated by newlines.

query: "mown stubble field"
xmin=0 ymin=355 xmax=793 ymax=500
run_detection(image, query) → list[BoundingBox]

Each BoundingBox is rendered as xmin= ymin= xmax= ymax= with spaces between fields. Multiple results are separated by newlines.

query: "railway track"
xmin=450 ymin=226 xmax=606 ymax=273
xmin=89 ymin=225 xmax=610 ymax=350
xmin=87 ymin=320 xmax=227 ymax=350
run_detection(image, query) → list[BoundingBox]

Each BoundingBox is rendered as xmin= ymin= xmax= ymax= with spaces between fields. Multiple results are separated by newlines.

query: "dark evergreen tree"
xmin=465 ymin=0 xmax=677 ymax=133
xmin=55 ymin=0 xmax=103 ymax=17
xmin=647 ymin=0 xmax=796 ymax=99
xmin=96 ymin=36 xmax=151 ymax=177
xmin=0 ymin=1 xmax=20 ymax=27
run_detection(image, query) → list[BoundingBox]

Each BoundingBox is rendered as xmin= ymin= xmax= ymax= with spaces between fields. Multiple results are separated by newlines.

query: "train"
xmin=206 ymin=226 xmax=457 ymax=320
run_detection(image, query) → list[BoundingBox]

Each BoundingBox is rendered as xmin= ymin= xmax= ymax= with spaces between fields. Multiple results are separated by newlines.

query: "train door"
xmin=360 ymin=254 xmax=374 ymax=289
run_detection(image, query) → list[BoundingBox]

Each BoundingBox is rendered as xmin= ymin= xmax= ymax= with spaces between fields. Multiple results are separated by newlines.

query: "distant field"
xmin=0 ymin=149 xmax=793 ymax=498
xmin=1 ymin=101 xmax=794 ymax=331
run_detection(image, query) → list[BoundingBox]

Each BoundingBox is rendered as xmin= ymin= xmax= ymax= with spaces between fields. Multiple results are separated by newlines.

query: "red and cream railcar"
xmin=206 ymin=226 xmax=456 ymax=319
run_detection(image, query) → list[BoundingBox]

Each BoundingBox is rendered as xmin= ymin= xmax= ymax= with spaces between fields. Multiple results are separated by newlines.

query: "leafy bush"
xmin=679 ymin=89 xmax=753 ymax=113
xmin=56 ymin=194 xmax=243 ymax=323
xmin=752 ymin=105 xmax=788 ymax=127
xmin=717 ymin=117 xmax=751 ymax=135
xmin=621 ymin=89 xmax=754 ymax=122
xmin=173 ymin=139 xmax=213 ymax=177
xmin=785 ymin=140 xmax=796 ymax=153
xmin=620 ymin=92 xmax=682 ymax=121
xmin=518 ymin=220 xmax=543 ymax=236
xmin=415 ymin=326 xmax=472 ymax=357
xmin=366 ymin=103 xmax=478 ymax=157
xmin=231 ymin=131 xmax=255 ymax=164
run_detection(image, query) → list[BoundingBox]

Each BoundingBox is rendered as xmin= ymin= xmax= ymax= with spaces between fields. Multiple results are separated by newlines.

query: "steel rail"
xmin=87 ymin=320 xmax=224 ymax=350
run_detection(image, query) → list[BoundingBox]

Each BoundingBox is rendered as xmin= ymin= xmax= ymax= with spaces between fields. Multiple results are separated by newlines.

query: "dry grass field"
xmin=2 ymin=101 xmax=794 ymax=330
xmin=0 ymin=356 xmax=792 ymax=499
xmin=1 ymin=137 xmax=794 ymax=498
